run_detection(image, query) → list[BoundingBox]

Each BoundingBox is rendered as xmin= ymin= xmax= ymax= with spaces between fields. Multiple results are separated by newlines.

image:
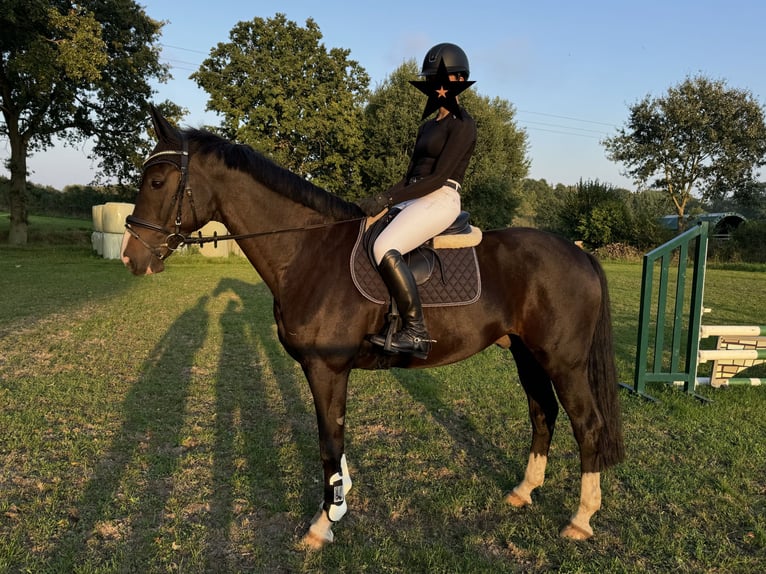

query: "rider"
xmin=359 ymin=43 xmax=477 ymax=359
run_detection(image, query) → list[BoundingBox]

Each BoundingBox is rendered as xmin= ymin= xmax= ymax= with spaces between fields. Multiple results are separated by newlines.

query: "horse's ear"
xmin=149 ymin=104 xmax=180 ymax=145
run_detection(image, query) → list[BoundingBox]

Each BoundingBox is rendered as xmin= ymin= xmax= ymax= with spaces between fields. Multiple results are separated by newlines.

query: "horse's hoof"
xmin=560 ymin=522 xmax=593 ymax=540
xmin=504 ymin=490 xmax=531 ymax=508
xmin=301 ymin=506 xmax=335 ymax=550
xmin=301 ymin=528 xmax=333 ymax=550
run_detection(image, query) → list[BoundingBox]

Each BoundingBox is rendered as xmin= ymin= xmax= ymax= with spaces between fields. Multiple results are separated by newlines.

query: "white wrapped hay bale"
xmin=230 ymin=241 xmax=243 ymax=257
xmin=91 ymin=205 xmax=105 ymax=254
xmin=92 ymin=204 xmax=104 ymax=232
xmin=91 ymin=231 xmax=104 ymax=255
xmin=101 ymin=202 xmax=135 ymax=234
xmin=102 ymin=233 xmax=124 ymax=259
xmin=198 ymin=221 xmax=230 ymax=257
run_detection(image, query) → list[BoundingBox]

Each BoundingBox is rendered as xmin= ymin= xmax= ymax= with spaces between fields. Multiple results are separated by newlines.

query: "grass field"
xmin=1 ymin=235 xmax=765 ymax=572
xmin=0 ymin=213 xmax=92 ymax=245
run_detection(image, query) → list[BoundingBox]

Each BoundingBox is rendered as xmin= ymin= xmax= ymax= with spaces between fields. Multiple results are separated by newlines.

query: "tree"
xmin=191 ymin=13 xmax=370 ymax=195
xmin=460 ymin=91 xmax=529 ymax=229
xmin=515 ymin=179 xmax=553 ymax=227
xmin=705 ymin=179 xmax=766 ymax=220
xmin=361 ymin=62 xmax=529 ymax=229
xmin=359 ymin=61 xmax=422 ymax=199
xmin=603 ymin=75 xmax=766 ymax=226
xmin=0 ymin=1 xmax=171 ymax=244
xmin=552 ymin=179 xmax=632 ymax=248
xmin=627 ymin=189 xmax=675 ymax=249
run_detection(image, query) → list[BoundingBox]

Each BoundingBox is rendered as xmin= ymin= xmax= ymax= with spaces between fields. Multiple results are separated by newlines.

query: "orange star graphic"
xmin=436 ymin=86 xmax=448 ymax=98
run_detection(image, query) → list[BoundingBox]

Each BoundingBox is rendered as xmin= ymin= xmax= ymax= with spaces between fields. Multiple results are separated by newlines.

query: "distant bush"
xmin=549 ymin=180 xmax=672 ymax=250
xmin=593 ymin=242 xmax=644 ymax=261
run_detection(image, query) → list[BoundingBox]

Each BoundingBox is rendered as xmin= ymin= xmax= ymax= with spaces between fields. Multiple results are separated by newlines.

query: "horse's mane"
xmin=184 ymin=128 xmax=365 ymax=221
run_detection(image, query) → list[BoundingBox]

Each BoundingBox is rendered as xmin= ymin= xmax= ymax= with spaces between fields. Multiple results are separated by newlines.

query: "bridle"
xmin=125 ymin=135 xmax=363 ymax=262
xmin=125 ymin=136 xmax=200 ymax=261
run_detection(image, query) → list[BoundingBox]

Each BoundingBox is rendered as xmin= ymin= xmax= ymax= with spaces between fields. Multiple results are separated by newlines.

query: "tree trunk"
xmin=7 ymin=129 xmax=29 ymax=245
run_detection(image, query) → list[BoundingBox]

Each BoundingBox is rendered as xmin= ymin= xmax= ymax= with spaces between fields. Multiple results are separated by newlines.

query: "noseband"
xmin=125 ymin=136 xmax=200 ymax=261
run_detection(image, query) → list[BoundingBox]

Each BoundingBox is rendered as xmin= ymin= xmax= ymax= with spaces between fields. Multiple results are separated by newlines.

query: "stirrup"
xmin=368 ymin=326 xmax=435 ymax=360
xmin=387 ymin=329 xmax=435 ymax=360
xmin=367 ymin=299 xmax=401 ymax=351
xmin=367 ymin=329 xmax=392 ymax=349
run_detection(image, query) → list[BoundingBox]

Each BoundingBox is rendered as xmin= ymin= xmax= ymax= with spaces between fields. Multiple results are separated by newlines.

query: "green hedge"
xmin=710 ymin=220 xmax=766 ymax=263
xmin=0 ymin=177 xmax=136 ymax=220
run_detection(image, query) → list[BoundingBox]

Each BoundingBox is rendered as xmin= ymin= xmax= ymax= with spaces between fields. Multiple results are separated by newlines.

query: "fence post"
xmin=630 ymin=222 xmax=709 ymax=400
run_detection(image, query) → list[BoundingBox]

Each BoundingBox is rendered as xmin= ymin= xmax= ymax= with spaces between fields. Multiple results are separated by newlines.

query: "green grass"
xmin=1 ymin=238 xmax=765 ymax=572
xmin=0 ymin=212 xmax=92 ymax=245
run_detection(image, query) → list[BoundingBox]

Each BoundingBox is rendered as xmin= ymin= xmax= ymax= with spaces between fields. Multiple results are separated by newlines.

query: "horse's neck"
xmin=216 ymin=181 xmax=338 ymax=292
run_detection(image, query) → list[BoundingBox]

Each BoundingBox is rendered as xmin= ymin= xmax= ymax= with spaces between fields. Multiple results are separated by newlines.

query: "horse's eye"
xmin=150 ymin=179 xmax=163 ymax=190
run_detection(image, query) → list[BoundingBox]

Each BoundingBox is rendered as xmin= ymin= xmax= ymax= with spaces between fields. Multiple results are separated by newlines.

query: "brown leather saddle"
xmin=350 ymin=209 xmax=482 ymax=307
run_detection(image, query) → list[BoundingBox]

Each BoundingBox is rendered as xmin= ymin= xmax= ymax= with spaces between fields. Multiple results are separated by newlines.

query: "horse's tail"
xmin=586 ymin=252 xmax=625 ymax=469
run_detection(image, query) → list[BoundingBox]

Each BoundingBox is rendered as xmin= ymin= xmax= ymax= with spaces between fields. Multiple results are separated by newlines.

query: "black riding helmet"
xmin=420 ymin=43 xmax=470 ymax=80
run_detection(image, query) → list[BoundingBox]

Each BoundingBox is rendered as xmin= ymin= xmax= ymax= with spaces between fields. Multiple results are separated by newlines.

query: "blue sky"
xmin=4 ymin=0 xmax=766 ymax=190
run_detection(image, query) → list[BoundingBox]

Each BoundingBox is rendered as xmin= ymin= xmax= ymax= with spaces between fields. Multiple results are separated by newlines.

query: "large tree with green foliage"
xmin=191 ymin=13 xmax=369 ymax=194
xmin=604 ymin=75 xmax=766 ymax=225
xmin=517 ymin=178 xmax=567 ymax=229
xmin=361 ymin=61 xmax=529 ymax=229
xmin=0 ymin=0 xmax=171 ymax=244
xmin=461 ymin=91 xmax=529 ymax=229
xmin=359 ymin=61 xmax=422 ymax=198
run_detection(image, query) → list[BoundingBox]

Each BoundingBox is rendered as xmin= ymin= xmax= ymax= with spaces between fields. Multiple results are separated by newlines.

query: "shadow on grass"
xmin=389 ymin=366 xmax=525 ymax=497
xmin=204 ymin=278 xmax=317 ymax=567
xmin=47 ymin=294 xmax=210 ymax=570
xmin=47 ymin=279 xmax=319 ymax=571
xmin=387 ymin=357 xmax=593 ymax=540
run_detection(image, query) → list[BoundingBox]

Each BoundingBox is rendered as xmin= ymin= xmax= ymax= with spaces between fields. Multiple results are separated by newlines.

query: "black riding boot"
xmin=369 ymin=249 xmax=432 ymax=359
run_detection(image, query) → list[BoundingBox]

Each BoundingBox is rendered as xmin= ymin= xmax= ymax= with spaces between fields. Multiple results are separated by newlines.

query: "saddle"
xmin=350 ymin=209 xmax=482 ymax=307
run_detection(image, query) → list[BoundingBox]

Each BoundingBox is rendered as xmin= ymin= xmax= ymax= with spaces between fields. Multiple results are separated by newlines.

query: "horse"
xmin=121 ymin=106 xmax=624 ymax=548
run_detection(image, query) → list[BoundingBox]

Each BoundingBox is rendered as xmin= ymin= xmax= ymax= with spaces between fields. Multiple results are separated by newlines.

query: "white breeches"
xmin=373 ymin=184 xmax=461 ymax=265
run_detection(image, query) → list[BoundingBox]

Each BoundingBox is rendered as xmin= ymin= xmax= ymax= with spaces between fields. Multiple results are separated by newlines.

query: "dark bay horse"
xmin=122 ymin=107 xmax=624 ymax=547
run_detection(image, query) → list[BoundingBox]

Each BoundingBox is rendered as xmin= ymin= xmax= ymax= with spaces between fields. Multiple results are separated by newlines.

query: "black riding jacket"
xmin=388 ymin=109 xmax=476 ymax=205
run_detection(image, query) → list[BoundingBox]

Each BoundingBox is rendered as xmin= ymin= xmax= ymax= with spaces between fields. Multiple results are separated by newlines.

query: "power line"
xmin=517 ymin=110 xmax=618 ymax=140
xmin=161 ymin=58 xmax=200 ymax=73
xmin=163 ymin=57 xmax=201 ymax=68
xmin=155 ymin=42 xmax=620 ymax=138
xmin=160 ymin=43 xmax=208 ymax=55
xmin=521 ymin=125 xmax=604 ymax=139
xmin=159 ymin=43 xmax=205 ymax=73
xmin=518 ymin=109 xmax=617 ymax=128
xmin=521 ymin=120 xmax=610 ymax=136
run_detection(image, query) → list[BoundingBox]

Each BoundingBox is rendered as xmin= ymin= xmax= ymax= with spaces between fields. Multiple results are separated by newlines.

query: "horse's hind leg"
xmin=551 ymin=368 xmax=604 ymax=540
xmin=505 ymin=340 xmax=558 ymax=507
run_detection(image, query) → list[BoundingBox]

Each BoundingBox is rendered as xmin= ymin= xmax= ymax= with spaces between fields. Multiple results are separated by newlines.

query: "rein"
xmin=126 ymin=138 xmax=363 ymax=261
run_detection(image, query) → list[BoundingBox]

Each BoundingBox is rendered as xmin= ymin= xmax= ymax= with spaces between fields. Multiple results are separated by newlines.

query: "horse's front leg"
xmin=304 ymin=453 xmax=353 ymax=548
xmin=505 ymin=348 xmax=558 ymax=507
xmin=300 ymin=361 xmax=353 ymax=549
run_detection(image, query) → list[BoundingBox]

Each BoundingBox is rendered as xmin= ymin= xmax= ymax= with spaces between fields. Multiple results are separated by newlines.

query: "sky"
xmin=3 ymin=0 xmax=766 ymax=190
